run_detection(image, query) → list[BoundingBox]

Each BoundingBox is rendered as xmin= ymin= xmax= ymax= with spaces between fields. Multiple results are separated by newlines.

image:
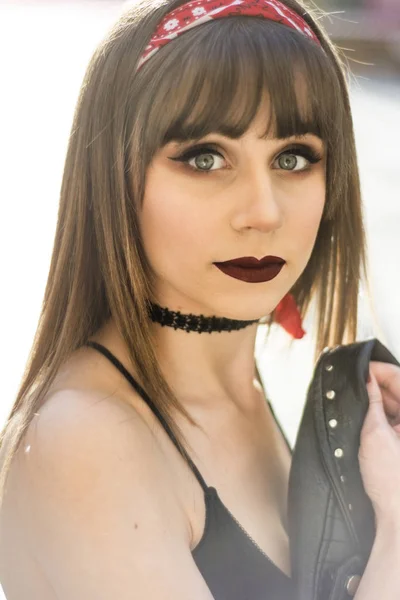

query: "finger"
xmin=370 ymin=361 xmax=400 ymax=395
xmin=381 ymin=389 xmax=400 ymax=421
xmin=367 ymin=370 xmax=381 ymax=401
xmin=365 ymin=370 xmax=388 ymax=428
xmin=370 ymin=362 xmax=400 ymax=420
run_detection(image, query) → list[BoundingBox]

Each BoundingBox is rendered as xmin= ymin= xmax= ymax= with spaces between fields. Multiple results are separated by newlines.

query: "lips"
xmin=214 ymin=256 xmax=286 ymax=284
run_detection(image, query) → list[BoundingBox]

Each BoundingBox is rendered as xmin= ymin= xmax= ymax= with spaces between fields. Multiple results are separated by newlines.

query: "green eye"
xmin=169 ymin=145 xmax=226 ymax=173
xmin=275 ymin=146 xmax=323 ymax=172
xmin=190 ymin=153 xmax=219 ymax=171
xmin=277 ymin=153 xmax=307 ymax=171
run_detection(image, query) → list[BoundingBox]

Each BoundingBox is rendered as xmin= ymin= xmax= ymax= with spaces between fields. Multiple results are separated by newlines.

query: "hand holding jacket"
xmin=360 ymin=362 xmax=400 ymax=531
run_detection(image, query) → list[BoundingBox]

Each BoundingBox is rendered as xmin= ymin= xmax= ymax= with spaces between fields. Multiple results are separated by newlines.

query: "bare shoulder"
xmin=17 ymin=386 xmax=185 ymax=525
xmin=5 ymin=388 xmax=213 ymax=599
xmin=20 ymin=386 xmax=171 ymax=487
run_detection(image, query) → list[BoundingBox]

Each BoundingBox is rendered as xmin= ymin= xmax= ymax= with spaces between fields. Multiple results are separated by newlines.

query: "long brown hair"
xmin=0 ymin=0 xmax=371 ymax=507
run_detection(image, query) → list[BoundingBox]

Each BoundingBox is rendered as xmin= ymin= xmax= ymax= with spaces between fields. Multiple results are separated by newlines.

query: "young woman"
xmin=0 ymin=0 xmax=399 ymax=598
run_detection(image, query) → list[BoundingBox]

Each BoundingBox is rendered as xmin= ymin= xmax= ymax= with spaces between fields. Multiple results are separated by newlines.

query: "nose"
xmin=231 ymin=170 xmax=284 ymax=233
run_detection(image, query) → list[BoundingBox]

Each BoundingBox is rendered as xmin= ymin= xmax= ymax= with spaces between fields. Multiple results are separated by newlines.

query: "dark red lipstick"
xmin=214 ymin=256 xmax=286 ymax=284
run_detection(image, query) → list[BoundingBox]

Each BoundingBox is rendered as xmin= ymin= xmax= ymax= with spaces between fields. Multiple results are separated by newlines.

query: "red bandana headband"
xmin=137 ymin=0 xmax=321 ymax=70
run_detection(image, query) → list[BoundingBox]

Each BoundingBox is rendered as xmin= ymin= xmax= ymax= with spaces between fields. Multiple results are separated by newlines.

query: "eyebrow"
xmin=170 ymin=132 xmax=324 ymax=148
xmin=276 ymin=133 xmax=322 ymax=141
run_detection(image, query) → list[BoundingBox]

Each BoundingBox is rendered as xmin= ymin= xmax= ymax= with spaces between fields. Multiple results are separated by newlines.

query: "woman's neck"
xmin=96 ymin=317 xmax=261 ymax=413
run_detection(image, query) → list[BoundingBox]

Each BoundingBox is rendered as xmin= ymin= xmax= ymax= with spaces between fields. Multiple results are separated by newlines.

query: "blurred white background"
xmin=0 ymin=2 xmax=399 ymax=595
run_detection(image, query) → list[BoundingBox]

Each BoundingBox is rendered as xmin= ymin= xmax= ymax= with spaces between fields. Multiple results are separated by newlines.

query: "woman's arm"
xmin=354 ymin=524 xmax=400 ymax=599
xmin=9 ymin=389 xmax=215 ymax=600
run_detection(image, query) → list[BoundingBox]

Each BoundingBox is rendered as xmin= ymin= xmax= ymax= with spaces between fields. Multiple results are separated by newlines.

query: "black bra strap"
xmin=85 ymin=341 xmax=209 ymax=493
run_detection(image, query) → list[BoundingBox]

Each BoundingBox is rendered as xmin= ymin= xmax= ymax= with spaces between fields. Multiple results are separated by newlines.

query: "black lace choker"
xmin=147 ymin=302 xmax=259 ymax=333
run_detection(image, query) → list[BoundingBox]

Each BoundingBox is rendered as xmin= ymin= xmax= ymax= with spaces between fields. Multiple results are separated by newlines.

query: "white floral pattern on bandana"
xmin=192 ymin=7 xmax=207 ymax=16
xmin=164 ymin=18 xmax=180 ymax=31
xmin=137 ymin=0 xmax=322 ymax=70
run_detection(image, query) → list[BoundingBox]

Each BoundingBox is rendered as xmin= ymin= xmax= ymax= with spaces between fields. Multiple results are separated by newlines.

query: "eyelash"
xmin=169 ymin=144 xmax=323 ymax=175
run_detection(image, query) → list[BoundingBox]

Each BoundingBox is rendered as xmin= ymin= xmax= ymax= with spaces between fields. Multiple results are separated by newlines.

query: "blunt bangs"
xmin=135 ymin=16 xmax=345 ymax=151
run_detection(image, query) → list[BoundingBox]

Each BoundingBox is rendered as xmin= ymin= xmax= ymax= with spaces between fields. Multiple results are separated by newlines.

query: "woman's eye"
xmin=274 ymin=147 xmax=322 ymax=172
xmin=276 ymin=153 xmax=308 ymax=171
xmin=169 ymin=147 xmax=226 ymax=173
xmin=188 ymin=151 xmax=225 ymax=172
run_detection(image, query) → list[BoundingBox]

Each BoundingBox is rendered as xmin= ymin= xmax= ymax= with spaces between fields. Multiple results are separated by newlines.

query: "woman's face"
xmin=139 ymin=102 xmax=326 ymax=320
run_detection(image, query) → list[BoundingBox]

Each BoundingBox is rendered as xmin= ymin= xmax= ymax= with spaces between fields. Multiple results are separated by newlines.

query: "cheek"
xmin=140 ymin=175 xmax=212 ymax=275
xmin=287 ymin=179 xmax=326 ymax=253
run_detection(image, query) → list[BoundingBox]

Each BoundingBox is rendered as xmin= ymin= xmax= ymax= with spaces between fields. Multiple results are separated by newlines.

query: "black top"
xmin=86 ymin=341 xmax=296 ymax=600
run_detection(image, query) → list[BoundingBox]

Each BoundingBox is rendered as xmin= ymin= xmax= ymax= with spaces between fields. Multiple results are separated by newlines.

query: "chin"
xmin=209 ymin=302 xmax=273 ymax=323
xmin=216 ymin=292 xmax=282 ymax=323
